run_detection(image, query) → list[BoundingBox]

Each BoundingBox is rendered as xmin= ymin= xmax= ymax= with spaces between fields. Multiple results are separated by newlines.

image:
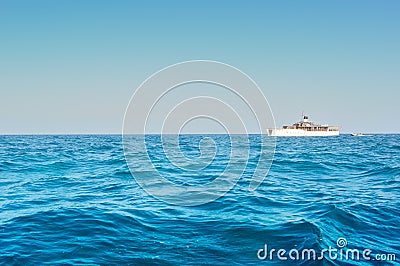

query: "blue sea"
xmin=0 ymin=134 xmax=399 ymax=265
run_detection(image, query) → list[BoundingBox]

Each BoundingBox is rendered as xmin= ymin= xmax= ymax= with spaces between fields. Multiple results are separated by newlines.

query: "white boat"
xmin=268 ymin=115 xmax=339 ymax=137
xmin=351 ymin=133 xmax=365 ymax=136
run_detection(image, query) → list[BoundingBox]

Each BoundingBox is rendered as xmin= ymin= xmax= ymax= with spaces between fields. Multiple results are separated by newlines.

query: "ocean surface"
xmin=0 ymin=134 xmax=399 ymax=265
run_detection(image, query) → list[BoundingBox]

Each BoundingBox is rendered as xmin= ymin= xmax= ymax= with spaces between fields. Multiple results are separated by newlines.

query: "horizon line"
xmin=0 ymin=132 xmax=399 ymax=136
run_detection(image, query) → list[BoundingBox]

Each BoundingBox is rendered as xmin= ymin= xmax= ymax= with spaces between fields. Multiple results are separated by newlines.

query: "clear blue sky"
xmin=1 ymin=0 xmax=399 ymax=134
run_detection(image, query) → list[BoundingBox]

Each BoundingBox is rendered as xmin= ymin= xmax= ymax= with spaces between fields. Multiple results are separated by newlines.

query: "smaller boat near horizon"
xmin=351 ymin=133 xmax=365 ymax=136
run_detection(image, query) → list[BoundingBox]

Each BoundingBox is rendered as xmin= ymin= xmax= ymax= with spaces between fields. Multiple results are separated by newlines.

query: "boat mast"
xmin=302 ymin=111 xmax=308 ymax=122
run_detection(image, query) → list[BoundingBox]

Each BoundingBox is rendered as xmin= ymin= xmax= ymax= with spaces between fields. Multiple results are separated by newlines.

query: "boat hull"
xmin=267 ymin=128 xmax=339 ymax=137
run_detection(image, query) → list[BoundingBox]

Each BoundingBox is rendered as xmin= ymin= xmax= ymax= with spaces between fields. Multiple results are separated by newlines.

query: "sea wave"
xmin=0 ymin=135 xmax=399 ymax=265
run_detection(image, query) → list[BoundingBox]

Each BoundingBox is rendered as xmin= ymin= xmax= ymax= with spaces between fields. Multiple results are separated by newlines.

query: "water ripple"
xmin=0 ymin=134 xmax=399 ymax=265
